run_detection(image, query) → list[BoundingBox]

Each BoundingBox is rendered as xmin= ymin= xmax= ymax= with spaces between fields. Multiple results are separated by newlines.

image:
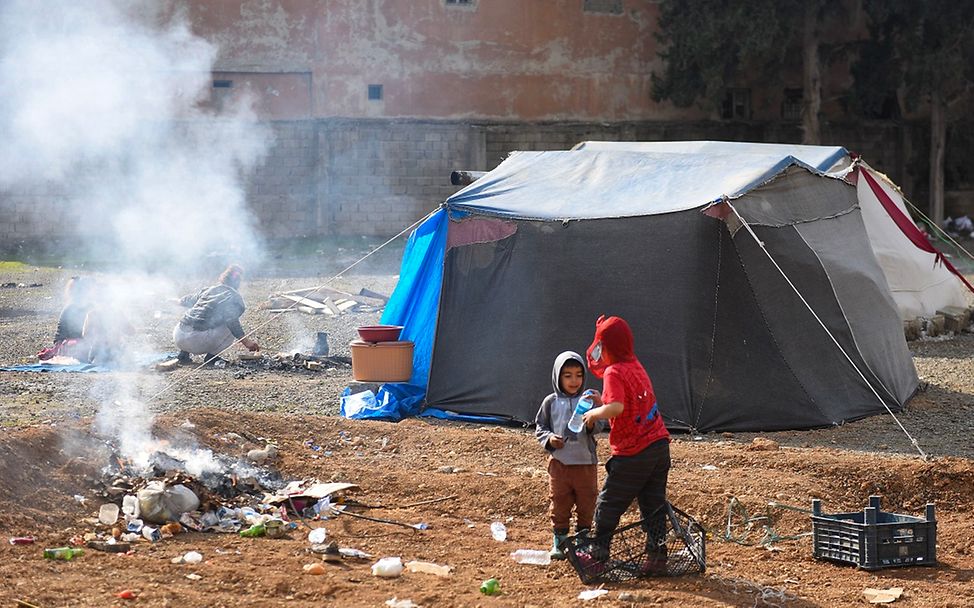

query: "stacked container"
xmin=350 ymin=325 xmax=413 ymax=382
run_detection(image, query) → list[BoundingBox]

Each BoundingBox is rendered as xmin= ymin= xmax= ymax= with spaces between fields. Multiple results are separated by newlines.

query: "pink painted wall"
xmin=182 ymin=0 xmax=704 ymax=121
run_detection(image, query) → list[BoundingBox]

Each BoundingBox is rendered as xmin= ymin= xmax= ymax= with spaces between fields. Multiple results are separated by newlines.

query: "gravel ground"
xmin=1 ymin=261 xmax=973 ymax=460
xmin=0 ymin=262 xmax=399 ymax=426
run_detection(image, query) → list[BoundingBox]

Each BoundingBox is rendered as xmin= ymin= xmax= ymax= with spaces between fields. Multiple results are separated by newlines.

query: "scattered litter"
xmin=73 ymin=494 xmax=86 ymax=504
xmin=185 ymin=573 xmax=203 ymax=581
xmin=701 ymin=464 xmax=719 ymax=471
xmin=179 ymin=419 xmax=196 ymax=429
xmin=339 ymin=547 xmax=371 ymax=559
xmin=116 ymin=589 xmax=137 ymax=600
xmin=98 ymin=503 xmax=120 ymax=525
xmin=510 ymin=549 xmax=550 ymax=565
xmin=239 ymin=523 xmax=265 ymax=538
xmin=137 ymin=482 xmax=200 ymax=524
xmin=692 ymin=436 xmax=705 ymax=441
xmin=385 ymin=598 xmax=421 ymax=608
xmin=172 ymin=551 xmax=203 ymax=564
xmin=863 ymin=587 xmax=904 ymax=604
xmin=372 ymin=557 xmax=404 ymax=578
xmin=43 ymin=547 xmax=84 ymax=560
xmin=9 ymin=537 xmax=35 ymax=545
xmin=463 ymin=519 xmax=475 ymax=528
xmin=87 ymin=540 xmax=130 ymax=553
xmin=578 ymin=589 xmax=609 ymax=601
xmin=308 ymin=528 xmax=327 ymax=544
xmin=405 ymin=560 xmax=452 ymax=576
xmin=479 ymin=578 xmax=501 ymax=595
xmin=303 ymin=562 xmax=326 ymax=575
xmin=490 ymin=522 xmax=507 ymax=542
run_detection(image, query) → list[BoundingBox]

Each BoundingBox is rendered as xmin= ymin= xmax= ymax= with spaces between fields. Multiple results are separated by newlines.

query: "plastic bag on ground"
xmin=137 ymin=482 xmax=201 ymax=524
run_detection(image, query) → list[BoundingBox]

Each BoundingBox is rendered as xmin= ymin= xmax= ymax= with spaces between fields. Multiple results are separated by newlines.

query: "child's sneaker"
xmin=575 ymin=549 xmax=607 ymax=577
xmin=638 ymin=549 xmax=668 ymax=576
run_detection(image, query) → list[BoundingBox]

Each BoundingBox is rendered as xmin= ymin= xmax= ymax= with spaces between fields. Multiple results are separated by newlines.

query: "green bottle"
xmin=479 ymin=578 xmax=500 ymax=596
xmin=239 ymin=523 xmax=266 ymax=538
xmin=43 ymin=547 xmax=84 ymax=560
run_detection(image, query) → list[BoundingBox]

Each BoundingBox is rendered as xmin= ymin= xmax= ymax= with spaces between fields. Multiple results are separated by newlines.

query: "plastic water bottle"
xmin=567 ymin=390 xmax=597 ymax=433
xmin=490 ymin=522 xmax=507 ymax=542
xmin=510 ymin=549 xmax=552 ymax=566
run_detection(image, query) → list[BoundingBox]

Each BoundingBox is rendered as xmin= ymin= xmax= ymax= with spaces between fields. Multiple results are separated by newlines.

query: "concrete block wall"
xmin=246 ymin=120 xmax=318 ymax=238
xmin=0 ymin=117 xmax=926 ymax=248
xmin=317 ymin=119 xmax=481 ymax=235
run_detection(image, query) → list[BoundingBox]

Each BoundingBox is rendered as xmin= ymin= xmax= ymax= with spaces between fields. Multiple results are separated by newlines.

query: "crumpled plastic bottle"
xmin=480 ymin=578 xmax=501 ymax=595
xmin=490 ymin=522 xmax=507 ymax=542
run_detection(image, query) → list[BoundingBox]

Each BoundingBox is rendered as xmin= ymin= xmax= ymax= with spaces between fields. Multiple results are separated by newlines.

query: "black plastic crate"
xmin=562 ymin=502 xmax=705 ymax=584
xmin=811 ymin=495 xmax=936 ymax=570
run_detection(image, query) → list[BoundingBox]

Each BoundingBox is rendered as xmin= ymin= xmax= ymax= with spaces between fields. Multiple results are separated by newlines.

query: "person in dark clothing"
xmin=40 ymin=276 xmax=96 ymax=361
xmin=172 ymin=265 xmax=259 ymax=364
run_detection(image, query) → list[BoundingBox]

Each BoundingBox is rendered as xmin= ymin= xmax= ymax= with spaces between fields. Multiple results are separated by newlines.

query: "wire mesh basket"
xmin=563 ymin=502 xmax=706 ymax=584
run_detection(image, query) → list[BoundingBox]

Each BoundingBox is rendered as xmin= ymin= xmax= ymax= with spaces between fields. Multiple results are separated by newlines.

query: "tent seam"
xmin=693 ymin=219 xmax=723 ymax=431
xmin=791 ymin=223 xmax=901 ymax=405
xmin=730 ymin=228 xmax=827 ymax=423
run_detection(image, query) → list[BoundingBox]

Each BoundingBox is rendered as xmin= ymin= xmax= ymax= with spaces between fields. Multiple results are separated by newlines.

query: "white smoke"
xmin=0 ymin=0 xmax=269 ymax=267
xmin=0 ymin=1 xmax=271 ymax=466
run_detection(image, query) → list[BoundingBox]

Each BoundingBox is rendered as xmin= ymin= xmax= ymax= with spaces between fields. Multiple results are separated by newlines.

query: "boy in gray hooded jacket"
xmin=535 ymin=350 xmax=600 ymax=560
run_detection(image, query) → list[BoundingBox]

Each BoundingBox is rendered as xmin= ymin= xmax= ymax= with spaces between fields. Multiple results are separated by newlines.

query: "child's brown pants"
xmin=548 ymin=458 xmax=598 ymax=533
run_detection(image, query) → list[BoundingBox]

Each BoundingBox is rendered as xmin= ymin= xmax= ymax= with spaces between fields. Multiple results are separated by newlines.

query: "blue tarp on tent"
xmin=342 ymin=208 xmax=448 ymax=421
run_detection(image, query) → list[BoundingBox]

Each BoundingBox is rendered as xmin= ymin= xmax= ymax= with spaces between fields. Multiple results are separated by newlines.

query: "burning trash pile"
xmin=67 ymin=439 xmax=360 ymax=557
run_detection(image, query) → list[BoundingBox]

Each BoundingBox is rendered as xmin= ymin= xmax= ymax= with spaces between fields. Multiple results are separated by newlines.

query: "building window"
xmin=368 ymin=84 xmax=383 ymax=101
xmin=722 ymin=88 xmax=751 ymax=120
xmin=212 ymin=80 xmax=233 ymax=89
xmin=782 ymin=88 xmax=803 ymax=121
xmin=583 ymin=0 xmax=623 ymax=14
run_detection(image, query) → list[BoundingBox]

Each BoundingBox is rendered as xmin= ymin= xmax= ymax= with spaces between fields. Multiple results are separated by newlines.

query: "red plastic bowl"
xmin=357 ymin=325 xmax=404 ymax=342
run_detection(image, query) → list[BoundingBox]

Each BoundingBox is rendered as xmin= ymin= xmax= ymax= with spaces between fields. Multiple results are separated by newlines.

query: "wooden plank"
xmin=322 ymin=297 xmax=342 ymax=316
xmin=335 ymin=299 xmax=357 ymax=312
xmin=281 ymin=294 xmax=328 ymax=309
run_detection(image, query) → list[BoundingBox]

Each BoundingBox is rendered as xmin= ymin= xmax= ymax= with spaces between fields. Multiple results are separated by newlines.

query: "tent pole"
xmin=725 ymin=199 xmax=928 ymax=460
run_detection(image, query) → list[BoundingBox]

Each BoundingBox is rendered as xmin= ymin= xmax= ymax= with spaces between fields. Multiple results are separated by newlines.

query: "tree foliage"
xmin=651 ymin=0 xmax=791 ymax=109
xmin=857 ymin=0 xmax=974 ymax=111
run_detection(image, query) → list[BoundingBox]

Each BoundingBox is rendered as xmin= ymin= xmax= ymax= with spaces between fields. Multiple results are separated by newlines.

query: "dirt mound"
xmin=1 ymin=410 xmax=973 ymax=607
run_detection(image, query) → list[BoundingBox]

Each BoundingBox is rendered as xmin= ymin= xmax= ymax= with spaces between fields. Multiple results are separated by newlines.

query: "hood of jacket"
xmin=586 ymin=315 xmax=636 ymax=378
xmin=551 ymin=350 xmax=586 ymax=398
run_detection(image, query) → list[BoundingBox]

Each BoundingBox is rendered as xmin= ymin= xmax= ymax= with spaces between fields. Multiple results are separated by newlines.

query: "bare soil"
xmin=1 ymin=265 xmax=973 ymax=607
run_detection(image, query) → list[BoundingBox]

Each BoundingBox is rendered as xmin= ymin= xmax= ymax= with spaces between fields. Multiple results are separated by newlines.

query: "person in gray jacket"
xmin=535 ymin=350 xmax=601 ymax=560
xmin=172 ymin=264 xmax=259 ymax=365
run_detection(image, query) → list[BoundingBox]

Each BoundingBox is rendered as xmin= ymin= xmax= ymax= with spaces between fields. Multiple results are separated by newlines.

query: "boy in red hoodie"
xmin=581 ymin=315 xmax=671 ymax=573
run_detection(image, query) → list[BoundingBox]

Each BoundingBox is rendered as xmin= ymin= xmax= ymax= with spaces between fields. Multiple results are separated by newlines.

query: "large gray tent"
xmin=380 ymin=145 xmax=919 ymax=432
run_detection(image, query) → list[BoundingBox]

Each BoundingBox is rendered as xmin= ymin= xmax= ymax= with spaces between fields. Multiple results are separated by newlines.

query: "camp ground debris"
xmin=261 ymin=285 xmax=388 ymax=316
xmin=376 ymin=143 xmax=941 ymax=432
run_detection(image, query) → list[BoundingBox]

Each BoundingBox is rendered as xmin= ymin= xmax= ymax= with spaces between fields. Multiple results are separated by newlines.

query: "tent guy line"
xmin=141 ymin=209 xmax=438 ymax=405
xmin=726 ymin=199 xmax=927 ymax=460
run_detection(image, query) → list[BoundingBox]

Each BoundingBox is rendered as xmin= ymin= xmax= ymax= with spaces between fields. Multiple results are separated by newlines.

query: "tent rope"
xmin=726 ymin=200 xmax=928 ymax=460
xmin=142 ymin=208 xmax=439 ymax=404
